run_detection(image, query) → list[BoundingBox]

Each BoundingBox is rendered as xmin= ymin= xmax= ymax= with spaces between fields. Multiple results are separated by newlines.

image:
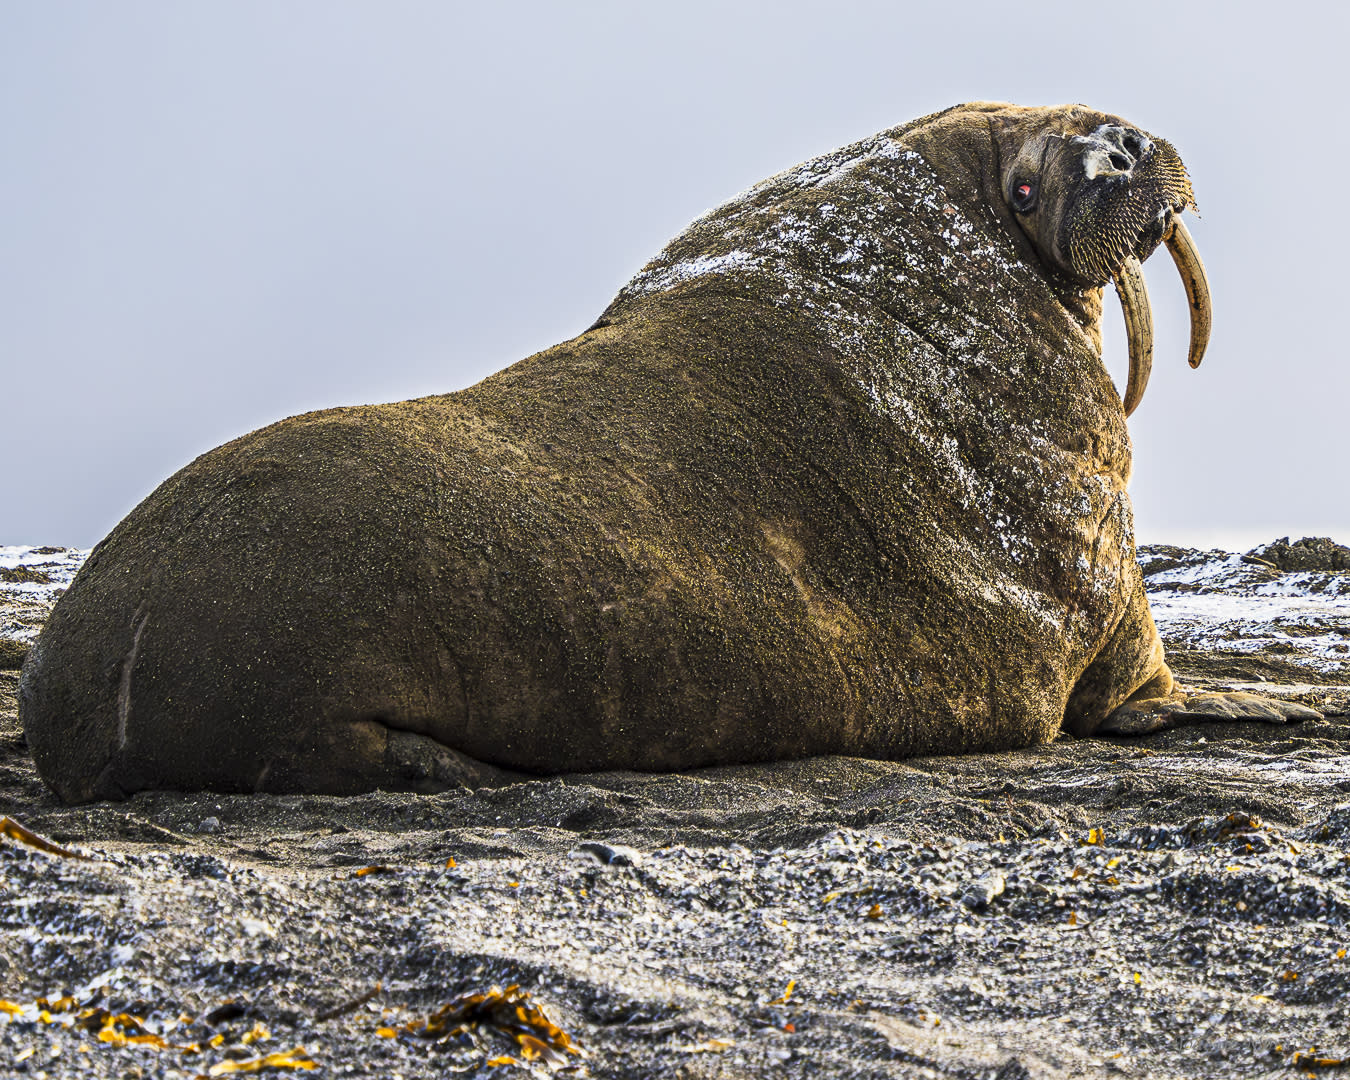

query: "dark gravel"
xmin=3 ymin=545 xmax=1350 ymax=1078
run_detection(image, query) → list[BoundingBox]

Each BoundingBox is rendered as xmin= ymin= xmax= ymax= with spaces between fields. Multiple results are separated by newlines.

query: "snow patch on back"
xmin=624 ymin=250 xmax=764 ymax=296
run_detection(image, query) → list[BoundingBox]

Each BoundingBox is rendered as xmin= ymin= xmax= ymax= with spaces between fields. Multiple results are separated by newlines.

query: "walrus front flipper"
xmin=1062 ymin=569 xmax=1167 ymax=737
xmin=1100 ymin=691 xmax=1323 ymax=736
xmin=1067 ymin=572 xmax=1323 ymax=736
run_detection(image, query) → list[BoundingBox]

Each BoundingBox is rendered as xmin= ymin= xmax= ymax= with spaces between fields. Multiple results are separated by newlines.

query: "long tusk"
xmin=1113 ymin=255 xmax=1153 ymax=417
xmin=1163 ymin=213 xmax=1211 ymax=369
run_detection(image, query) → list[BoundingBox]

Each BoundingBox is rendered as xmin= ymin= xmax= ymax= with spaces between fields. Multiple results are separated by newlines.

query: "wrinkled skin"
xmin=20 ymin=102 xmax=1312 ymax=804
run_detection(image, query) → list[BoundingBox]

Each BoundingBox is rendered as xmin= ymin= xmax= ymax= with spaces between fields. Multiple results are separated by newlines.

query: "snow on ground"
xmin=0 ymin=544 xmax=87 ymax=581
xmin=0 ymin=545 xmax=88 ymax=644
xmin=1140 ymin=544 xmax=1350 ymax=677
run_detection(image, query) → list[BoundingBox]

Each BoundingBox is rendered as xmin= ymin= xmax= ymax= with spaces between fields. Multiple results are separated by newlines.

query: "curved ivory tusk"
xmin=1113 ymin=255 xmax=1153 ymax=417
xmin=1163 ymin=213 xmax=1211 ymax=369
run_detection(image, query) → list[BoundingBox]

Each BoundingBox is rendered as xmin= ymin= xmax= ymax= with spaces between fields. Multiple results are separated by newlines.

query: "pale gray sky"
xmin=3 ymin=1 xmax=1345 ymax=548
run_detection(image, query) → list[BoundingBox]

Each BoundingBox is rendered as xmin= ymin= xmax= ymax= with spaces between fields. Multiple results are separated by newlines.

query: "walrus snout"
xmin=1058 ymin=132 xmax=1195 ymax=283
xmin=1074 ymin=124 xmax=1153 ymax=180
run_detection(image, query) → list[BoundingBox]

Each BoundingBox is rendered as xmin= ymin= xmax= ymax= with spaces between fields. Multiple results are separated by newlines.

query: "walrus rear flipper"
xmin=246 ymin=721 xmax=523 ymax=796
xmin=380 ymin=728 xmax=525 ymax=791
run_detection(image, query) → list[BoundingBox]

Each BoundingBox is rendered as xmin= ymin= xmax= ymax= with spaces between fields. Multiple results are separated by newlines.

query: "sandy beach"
xmin=2 ymin=540 xmax=1349 ymax=1079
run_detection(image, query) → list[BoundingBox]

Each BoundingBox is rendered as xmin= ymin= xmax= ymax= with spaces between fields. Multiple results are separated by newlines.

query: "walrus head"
xmin=996 ymin=108 xmax=1211 ymax=415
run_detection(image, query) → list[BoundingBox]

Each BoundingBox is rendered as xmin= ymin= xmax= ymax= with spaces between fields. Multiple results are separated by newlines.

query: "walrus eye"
xmin=1011 ymin=180 xmax=1037 ymax=213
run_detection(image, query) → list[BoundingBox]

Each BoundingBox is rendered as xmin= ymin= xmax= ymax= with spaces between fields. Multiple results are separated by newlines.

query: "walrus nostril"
xmin=1108 ymin=152 xmax=1133 ymax=172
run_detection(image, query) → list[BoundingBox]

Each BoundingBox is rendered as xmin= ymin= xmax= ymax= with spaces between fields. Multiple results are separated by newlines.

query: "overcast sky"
xmin=3 ymin=1 xmax=1345 ymax=549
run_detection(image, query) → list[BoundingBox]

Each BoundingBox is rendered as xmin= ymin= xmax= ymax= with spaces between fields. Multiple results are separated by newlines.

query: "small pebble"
xmin=573 ymin=841 xmax=642 ymax=867
xmin=961 ymin=872 xmax=1006 ymax=910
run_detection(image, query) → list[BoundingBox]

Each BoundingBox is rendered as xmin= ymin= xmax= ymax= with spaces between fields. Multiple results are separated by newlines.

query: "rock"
xmin=961 ymin=872 xmax=1006 ymax=910
xmin=1137 ymin=544 xmax=1205 ymax=578
xmin=0 ymin=567 xmax=51 ymax=585
xmin=1246 ymin=536 xmax=1350 ymax=573
xmin=572 ymin=841 xmax=643 ymax=867
xmin=0 ymin=638 xmax=28 ymax=670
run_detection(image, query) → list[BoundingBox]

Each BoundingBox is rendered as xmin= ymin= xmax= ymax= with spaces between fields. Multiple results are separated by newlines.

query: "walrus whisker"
xmin=1162 ymin=212 xmax=1211 ymax=370
xmin=1113 ymin=255 xmax=1154 ymax=417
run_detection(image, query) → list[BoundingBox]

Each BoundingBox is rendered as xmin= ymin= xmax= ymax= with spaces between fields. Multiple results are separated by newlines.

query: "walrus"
xmin=21 ymin=102 xmax=1317 ymax=803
